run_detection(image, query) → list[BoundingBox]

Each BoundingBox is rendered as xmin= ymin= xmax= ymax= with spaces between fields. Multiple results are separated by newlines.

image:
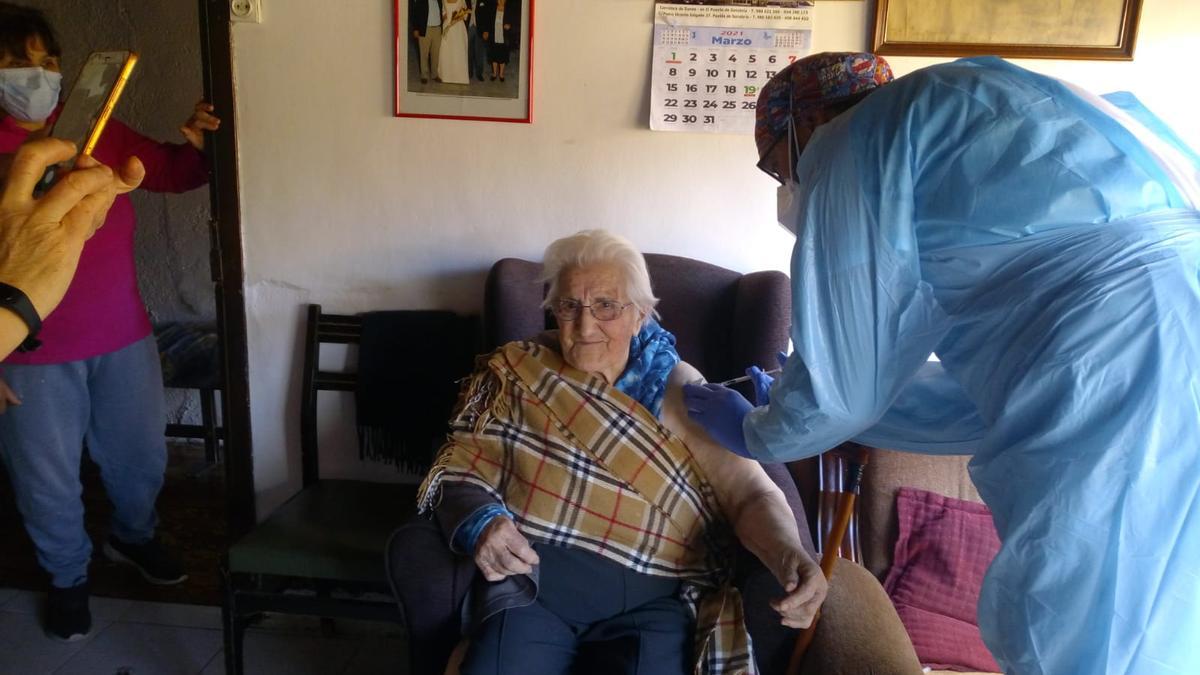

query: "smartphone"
xmin=34 ymin=50 xmax=138 ymax=195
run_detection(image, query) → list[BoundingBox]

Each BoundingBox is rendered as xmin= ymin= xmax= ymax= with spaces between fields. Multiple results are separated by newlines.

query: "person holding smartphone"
xmin=0 ymin=2 xmax=220 ymax=642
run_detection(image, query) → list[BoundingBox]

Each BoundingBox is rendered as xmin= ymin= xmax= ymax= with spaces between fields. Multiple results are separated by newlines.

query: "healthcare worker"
xmin=683 ymin=52 xmax=1200 ymax=675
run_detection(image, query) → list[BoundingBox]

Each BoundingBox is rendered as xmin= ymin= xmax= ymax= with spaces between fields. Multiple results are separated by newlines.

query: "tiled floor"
xmin=0 ymin=587 xmax=406 ymax=675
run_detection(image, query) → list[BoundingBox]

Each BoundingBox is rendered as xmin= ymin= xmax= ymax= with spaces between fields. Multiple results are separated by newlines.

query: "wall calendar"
xmin=651 ymin=2 xmax=814 ymax=134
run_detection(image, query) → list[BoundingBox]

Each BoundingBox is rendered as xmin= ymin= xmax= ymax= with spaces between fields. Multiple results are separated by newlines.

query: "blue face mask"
xmin=0 ymin=67 xmax=62 ymax=123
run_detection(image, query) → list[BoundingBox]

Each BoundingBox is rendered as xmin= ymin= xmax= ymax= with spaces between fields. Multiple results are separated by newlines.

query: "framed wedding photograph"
xmin=872 ymin=0 xmax=1143 ymax=60
xmin=394 ymin=0 xmax=534 ymax=122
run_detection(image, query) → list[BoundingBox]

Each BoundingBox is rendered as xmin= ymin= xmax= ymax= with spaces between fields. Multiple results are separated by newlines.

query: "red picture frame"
xmin=394 ymin=0 xmax=534 ymax=122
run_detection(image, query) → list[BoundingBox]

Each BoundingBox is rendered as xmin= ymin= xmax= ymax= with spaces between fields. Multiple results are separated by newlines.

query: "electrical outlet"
xmin=230 ymin=0 xmax=262 ymax=23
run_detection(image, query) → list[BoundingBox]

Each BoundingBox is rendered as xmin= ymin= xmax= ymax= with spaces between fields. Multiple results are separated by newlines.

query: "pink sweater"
xmin=1 ymin=114 xmax=209 ymax=365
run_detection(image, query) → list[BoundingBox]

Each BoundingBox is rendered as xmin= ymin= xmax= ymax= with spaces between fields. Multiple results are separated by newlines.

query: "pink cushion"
xmin=882 ymin=487 xmax=1001 ymax=673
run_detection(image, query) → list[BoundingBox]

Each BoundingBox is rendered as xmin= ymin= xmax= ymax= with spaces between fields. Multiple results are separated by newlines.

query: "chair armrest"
xmin=386 ymin=516 xmax=476 ymax=675
xmin=736 ymin=547 xmax=798 ymax=675
xmin=738 ymin=550 xmax=923 ymax=675
xmin=799 ymin=558 xmax=923 ymax=675
xmin=740 ymin=462 xmax=817 ymax=674
xmin=760 ymin=462 xmax=816 ymax=557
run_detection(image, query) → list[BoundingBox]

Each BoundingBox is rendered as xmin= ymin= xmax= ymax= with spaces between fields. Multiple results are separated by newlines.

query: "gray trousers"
xmin=417 ymin=25 xmax=443 ymax=79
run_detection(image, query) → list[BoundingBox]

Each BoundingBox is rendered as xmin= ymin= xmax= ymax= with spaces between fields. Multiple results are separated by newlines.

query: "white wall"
xmin=232 ymin=0 xmax=1199 ymax=515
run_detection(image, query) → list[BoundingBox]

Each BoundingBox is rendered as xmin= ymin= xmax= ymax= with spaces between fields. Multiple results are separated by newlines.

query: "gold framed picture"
xmin=872 ymin=0 xmax=1143 ymax=60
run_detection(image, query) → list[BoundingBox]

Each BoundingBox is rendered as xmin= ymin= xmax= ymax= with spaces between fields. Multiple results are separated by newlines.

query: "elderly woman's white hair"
xmin=540 ymin=229 xmax=660 ymax=324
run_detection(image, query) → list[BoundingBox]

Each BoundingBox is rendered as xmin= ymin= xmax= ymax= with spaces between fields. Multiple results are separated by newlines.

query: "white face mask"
xmin=0 ymin=67 xmax=62 ymax=123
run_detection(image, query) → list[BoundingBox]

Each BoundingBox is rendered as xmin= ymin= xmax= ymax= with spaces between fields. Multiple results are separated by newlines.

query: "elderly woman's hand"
xmin=474 ymin=515 xmax=540 ymax=582
xmin=767 ymin=547 xmax=828 ymax=628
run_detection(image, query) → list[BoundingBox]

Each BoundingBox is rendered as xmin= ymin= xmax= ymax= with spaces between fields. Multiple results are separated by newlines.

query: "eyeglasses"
xmin=551 ymin=298 xmax=633 ymax=322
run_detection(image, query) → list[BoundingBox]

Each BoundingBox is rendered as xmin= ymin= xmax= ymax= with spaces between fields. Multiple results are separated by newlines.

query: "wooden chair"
xmin=220 ymin=304 xmax=418 ymax=674
xmin=157 ymin=322 xmax=224 ymax=464
xmin=807 ymin=443 xmax=982 ymax=582
xmin=162 ymin=383 xmax=222 ymax=464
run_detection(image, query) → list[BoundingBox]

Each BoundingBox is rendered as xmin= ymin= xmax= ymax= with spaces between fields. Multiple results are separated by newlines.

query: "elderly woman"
xmin=418 ymin=229 xmax=826 ymax=675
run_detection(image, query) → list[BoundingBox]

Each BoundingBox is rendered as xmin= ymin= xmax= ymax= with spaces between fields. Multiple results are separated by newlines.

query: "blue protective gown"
xmin=743 ymin=57 xmax=1200 ymax=674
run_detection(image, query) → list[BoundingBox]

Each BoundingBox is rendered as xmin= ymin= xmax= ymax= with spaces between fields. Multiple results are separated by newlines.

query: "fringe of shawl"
xmin=417 ymin=350 xmax=511 ymax=513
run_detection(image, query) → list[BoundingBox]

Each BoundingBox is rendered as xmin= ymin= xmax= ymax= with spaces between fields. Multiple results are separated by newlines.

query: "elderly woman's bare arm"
xmin=663 ymin=361 xmax=827 ymax=628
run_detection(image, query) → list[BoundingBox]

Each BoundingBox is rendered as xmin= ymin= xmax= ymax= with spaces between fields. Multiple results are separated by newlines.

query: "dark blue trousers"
xmin=460 ymin=545 xmax=694 ymax=675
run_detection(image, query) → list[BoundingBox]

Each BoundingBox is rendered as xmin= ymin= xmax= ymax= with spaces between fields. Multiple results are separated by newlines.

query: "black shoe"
xmin=499 ymin=75 xmax=505 ymax=82
xmin=46 ymin=582 xmax=91 ymax=642
xmin=490 ymin=74 xmax=496 ymax=81
xmin=420 ymin=77 xmax=428 ymax=84
xmin=103 ymin=536 xmax=188 ymax=585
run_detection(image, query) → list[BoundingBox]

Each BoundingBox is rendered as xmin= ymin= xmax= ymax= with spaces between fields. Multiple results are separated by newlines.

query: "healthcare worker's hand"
xmin=768 ymin=547 xmax=827 ymax=628
xmin=747 ymin=351 xmax=788 ymax=406
xmin=473 ymin=515 xmax=540 ymax=582
xmin=682 ymin=383 xmax=754 ymax=458
xmin=746 ymin=366 xmax=774 ymax=406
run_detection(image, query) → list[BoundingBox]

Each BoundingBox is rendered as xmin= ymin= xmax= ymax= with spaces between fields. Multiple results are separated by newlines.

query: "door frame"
xmin=198 ymin=0 xmax=256 ymax=538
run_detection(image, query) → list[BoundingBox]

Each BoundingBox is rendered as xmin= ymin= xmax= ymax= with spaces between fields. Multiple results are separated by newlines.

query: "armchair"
xmin=389 ymin=253 xmax=816 ymax=674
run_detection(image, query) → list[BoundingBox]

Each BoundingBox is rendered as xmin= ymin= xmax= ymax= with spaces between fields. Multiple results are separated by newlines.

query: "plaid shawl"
xmin=419 ymin=341 xmax=756 ymax=675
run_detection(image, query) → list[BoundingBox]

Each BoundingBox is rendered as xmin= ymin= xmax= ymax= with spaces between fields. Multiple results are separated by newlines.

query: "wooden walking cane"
xmin=785 ymin=447 xmax=870 ymax=675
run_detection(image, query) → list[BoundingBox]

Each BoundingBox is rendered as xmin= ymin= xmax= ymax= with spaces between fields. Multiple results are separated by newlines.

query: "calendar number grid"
xmin=650 ymin=21 xmax=812 ymax=134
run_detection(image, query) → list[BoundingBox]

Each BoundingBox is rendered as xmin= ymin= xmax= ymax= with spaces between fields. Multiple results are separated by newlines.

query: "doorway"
xmin=0 ymin=0 xmax=253 ymax=606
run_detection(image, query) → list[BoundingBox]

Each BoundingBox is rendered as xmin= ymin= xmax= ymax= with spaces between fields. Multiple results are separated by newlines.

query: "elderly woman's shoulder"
xmin=667 ymin=360 xmax=704 ymax=387
xmin=661 ymin=360 xmax=709 ymax=444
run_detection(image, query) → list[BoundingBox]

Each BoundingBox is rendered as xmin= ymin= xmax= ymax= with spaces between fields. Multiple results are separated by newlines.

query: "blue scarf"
xmin=614 ymin=318 xmax=680 ymax=418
